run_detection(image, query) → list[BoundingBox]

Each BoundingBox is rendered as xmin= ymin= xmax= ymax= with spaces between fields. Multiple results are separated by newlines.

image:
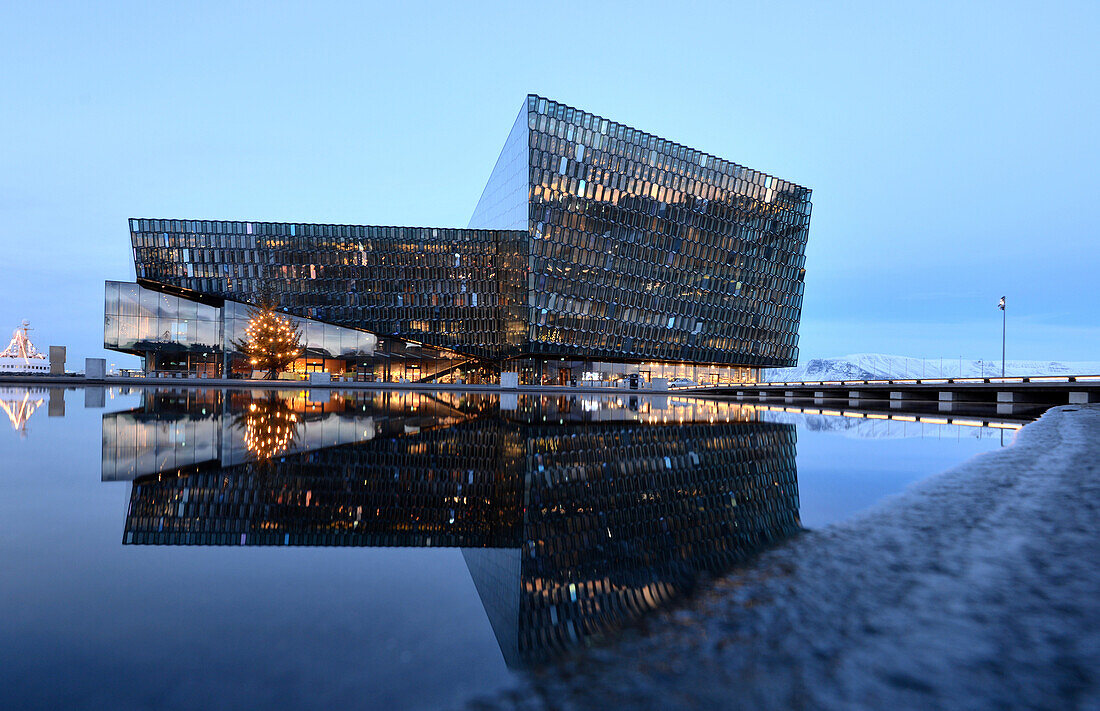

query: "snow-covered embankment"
xmin=477 ymin=405 xmax=1100 ymax=711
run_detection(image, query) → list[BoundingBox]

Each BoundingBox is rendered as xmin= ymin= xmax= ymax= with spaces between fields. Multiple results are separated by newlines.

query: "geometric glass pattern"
xmin=126 ymin=224 xmax=526 ymax=361
xmin=109 ymin=94 xmax=812 ymax=378
xmin=493 ymin=95 xmax=813 ymax=367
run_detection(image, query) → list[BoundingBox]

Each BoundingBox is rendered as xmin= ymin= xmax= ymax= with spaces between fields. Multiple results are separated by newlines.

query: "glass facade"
xmin=105 ymin=280 xmax=478 ymax=381
xmin=468 ymin=102 xmax=531 ymax=232
xmin=103 ymin=391 xmax=800 ymax=665
xmin=126 ymin=223 xmax=527 ymax=361
xmin=477 ymin=95 xmax=812 ymax=368
xmin=107 ymin=94 xmax=812 ymax=381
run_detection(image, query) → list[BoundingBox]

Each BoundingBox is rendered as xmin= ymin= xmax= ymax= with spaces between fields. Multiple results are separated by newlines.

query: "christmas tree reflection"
xmin=236 ymin=393 xmax=300 ymax=460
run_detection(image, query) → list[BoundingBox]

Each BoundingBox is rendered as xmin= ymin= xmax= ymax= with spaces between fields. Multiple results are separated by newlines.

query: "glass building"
xmin=106 ymin=95 xmax=811 ymax=384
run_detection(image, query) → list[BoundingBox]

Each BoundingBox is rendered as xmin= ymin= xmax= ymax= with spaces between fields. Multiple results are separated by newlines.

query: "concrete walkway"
xmin=471 ymin=405 xmax=1100 ymax=711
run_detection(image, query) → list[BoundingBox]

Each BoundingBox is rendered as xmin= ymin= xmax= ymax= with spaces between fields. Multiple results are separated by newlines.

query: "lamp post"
xmin=999 ymin=296 xmax=1006 ymax=377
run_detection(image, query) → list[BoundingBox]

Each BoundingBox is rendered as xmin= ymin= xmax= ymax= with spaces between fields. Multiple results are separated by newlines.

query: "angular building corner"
xmin=105 ymin=94 xmax=811 ymax=385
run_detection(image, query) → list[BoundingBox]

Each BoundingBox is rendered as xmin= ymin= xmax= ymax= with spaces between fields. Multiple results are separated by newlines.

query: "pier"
xmin=681 ymin=374 xmax=1100 ymax=410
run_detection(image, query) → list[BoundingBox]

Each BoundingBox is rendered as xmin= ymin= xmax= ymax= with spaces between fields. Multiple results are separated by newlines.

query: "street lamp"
xmin=999 ymin=296 xmax=1006 ymax=377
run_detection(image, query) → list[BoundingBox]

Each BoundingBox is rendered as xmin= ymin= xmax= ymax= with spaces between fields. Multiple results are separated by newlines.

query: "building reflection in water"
xmin=102 ymin=390 xmax=800 ymax=665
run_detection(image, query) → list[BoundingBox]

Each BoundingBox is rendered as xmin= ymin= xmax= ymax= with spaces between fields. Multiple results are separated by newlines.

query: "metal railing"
xmin=672 ymin=374 xmax=1100 ymax=390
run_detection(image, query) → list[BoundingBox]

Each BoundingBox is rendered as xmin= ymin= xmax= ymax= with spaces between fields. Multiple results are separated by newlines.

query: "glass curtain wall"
xmin=519 ymin=94 xmax=812 ymax=368
xmin=127 ymin=221 xmax=527 ymax=361
xmin=112 ymin=95 xmax=812 ymax=383
xmin=106 ymin=281 xmax=475 ymax=382
xmin=104 ymin=280 xmax=222 ymax=375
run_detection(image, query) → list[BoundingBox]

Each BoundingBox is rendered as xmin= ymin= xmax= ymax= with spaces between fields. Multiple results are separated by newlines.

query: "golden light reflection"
xmin=0 ymin=390 xmax=46 ymax=436
xmin=237 ymin=394 xmax=300 ymax=460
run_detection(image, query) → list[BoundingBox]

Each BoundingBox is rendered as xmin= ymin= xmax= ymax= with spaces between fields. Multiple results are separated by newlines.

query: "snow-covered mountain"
xmin=764 ymin=353 xmax=1100 ymax=382
xmin=760 ymin=411 xmax=1006 ymax=440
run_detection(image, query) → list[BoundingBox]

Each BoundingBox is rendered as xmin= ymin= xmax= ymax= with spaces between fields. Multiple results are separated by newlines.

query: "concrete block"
xmin=49 ymin=346 xmax=66 ymax=375
xmin=308 ymin=372 xmax=331 ymax=385
xmin=650 ymin=377 xmax=669 ymax=391
xmin=500 ymin=372 xmax=519 ymax=389
xmin=848 ymin=391 xmax=861 ymax=399
xmin=85 ymin=358 xmax=106 ymax=380
xmin=939 ymin=391 xmax=956 ymax=402
xmin=890 ymin=391 xmax=906 ymax=400
xmin=1069 ymin=391 xmax=1099 ymax=404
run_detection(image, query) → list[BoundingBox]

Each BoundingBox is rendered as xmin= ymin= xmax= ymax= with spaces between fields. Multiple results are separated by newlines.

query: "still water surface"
xmin=1 ymin=387 xmax=1015 ymax=710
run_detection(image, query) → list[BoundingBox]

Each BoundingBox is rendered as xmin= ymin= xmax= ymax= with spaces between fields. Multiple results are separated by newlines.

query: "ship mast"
xmin=1 ymin=320 xmax=46 ymax=362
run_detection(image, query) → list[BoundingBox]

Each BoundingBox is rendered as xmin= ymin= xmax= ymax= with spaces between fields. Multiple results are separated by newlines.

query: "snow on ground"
xmin=469 ymin=405 xmax=1100 ymax=711
xmin=765 ymin=353 xmax=1100 ymax=382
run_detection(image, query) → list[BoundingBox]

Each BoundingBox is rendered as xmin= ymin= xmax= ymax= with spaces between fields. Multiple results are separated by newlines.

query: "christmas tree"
xmin=232 ymin=291 xmax=303 ymax=380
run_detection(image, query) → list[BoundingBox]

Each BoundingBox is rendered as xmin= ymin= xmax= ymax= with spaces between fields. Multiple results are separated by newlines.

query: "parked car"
xmin=670 ymin=378 xmax=696 ymax=388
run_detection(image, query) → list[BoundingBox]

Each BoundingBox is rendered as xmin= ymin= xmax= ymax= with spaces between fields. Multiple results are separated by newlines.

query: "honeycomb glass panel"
xmin=109 ymin=94 xmax=811 ymax=381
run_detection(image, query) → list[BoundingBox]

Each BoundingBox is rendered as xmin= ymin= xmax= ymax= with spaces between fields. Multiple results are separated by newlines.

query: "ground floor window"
xmin=142 ymin=349 xmax=756 ymax=386
xmin=507 ymin=359 xmax=758 ymax=387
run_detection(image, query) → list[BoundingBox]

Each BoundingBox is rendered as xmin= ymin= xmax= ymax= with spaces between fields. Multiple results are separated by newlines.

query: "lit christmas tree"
xmin=232 ymin=293 xmax=303 ymax=380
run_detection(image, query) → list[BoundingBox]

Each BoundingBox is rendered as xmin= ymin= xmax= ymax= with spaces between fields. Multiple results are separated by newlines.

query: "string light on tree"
xmin=232 ymin=290 xmax=303 ymax=380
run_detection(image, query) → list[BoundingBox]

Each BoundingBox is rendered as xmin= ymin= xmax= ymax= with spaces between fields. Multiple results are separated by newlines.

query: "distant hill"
xmin=760 ymin=411 xmax=1005 ymax=440
xmin=763 ymin=353 xmax=1100 ymax=382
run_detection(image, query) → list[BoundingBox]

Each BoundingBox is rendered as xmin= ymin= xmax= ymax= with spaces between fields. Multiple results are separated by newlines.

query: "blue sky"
xmin=2 ymin=1 xmax=1097 ymax=367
